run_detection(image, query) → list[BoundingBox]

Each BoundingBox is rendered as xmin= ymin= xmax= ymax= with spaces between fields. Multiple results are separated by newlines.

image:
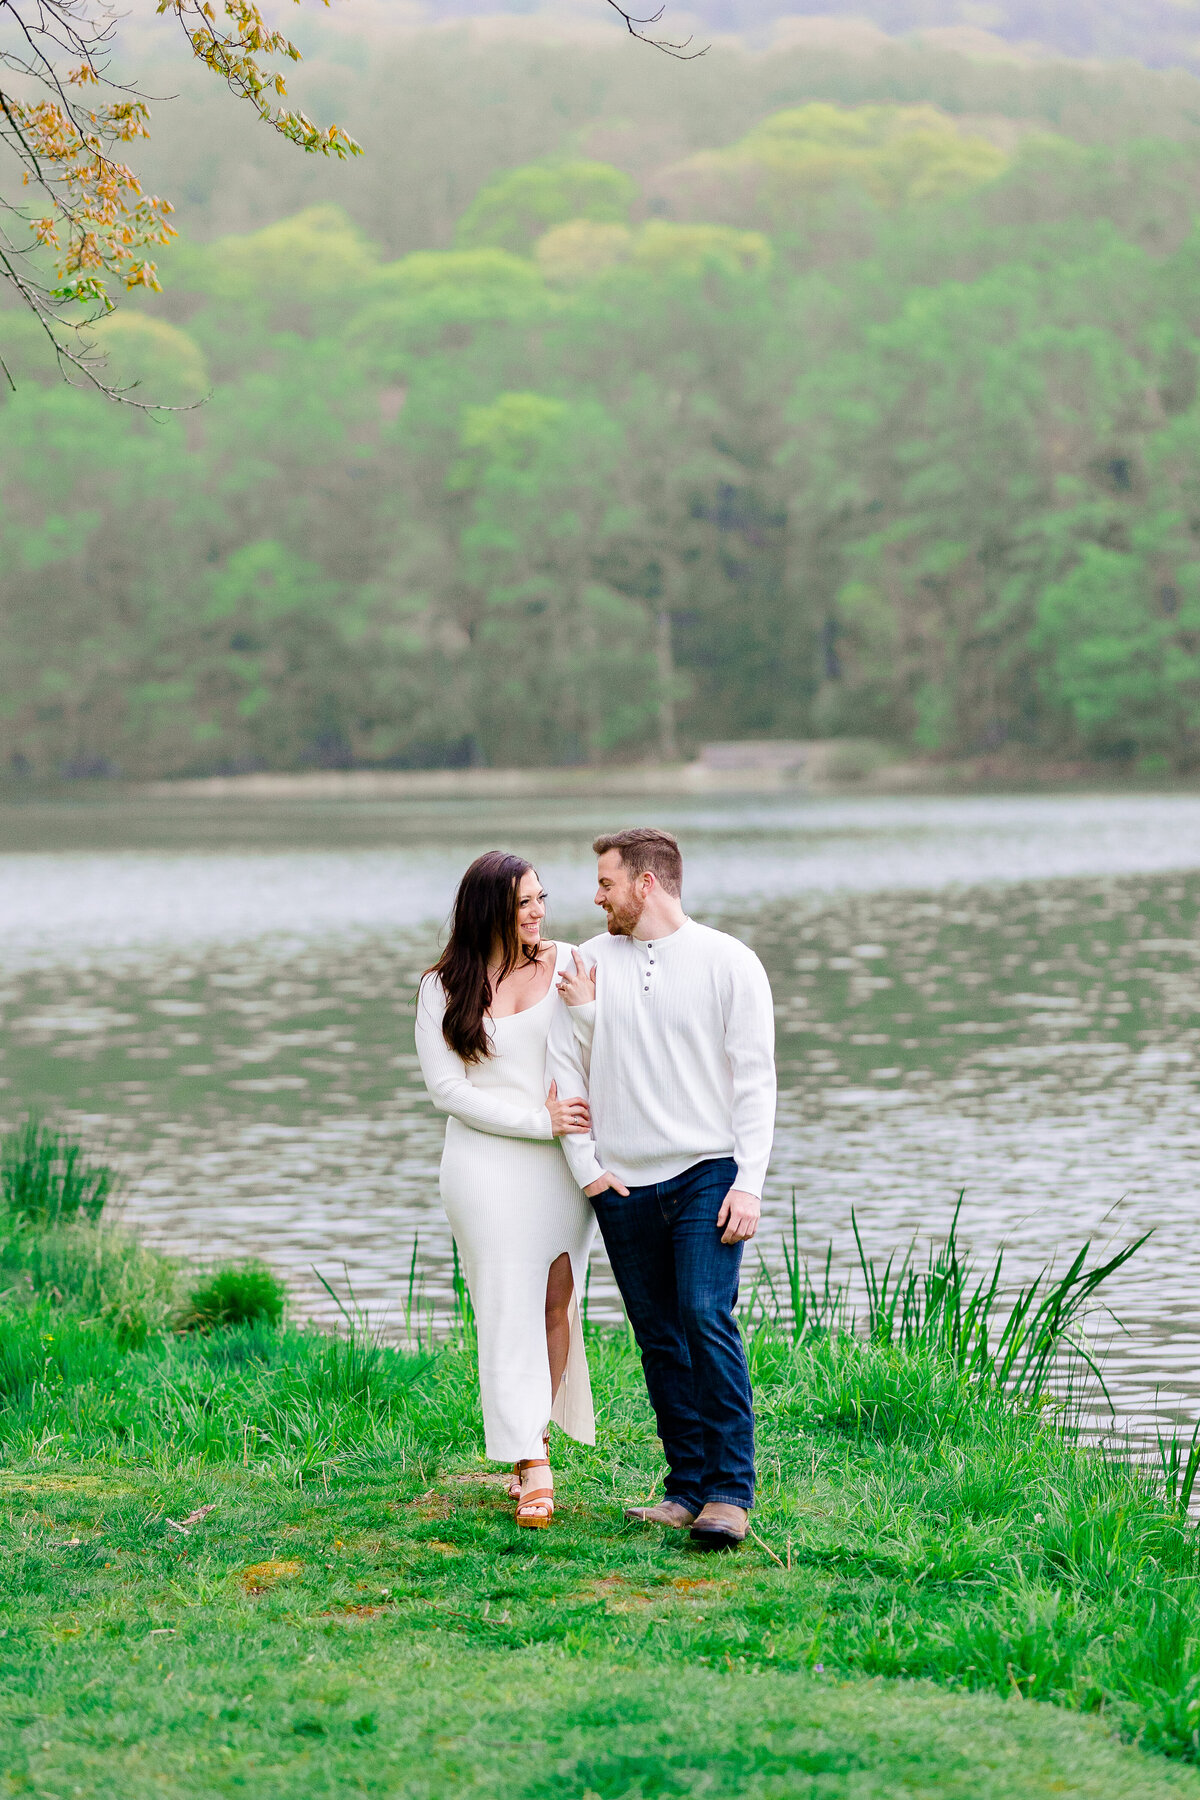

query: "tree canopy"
xmin=7 ymin=31 xmax=1200 ymax=776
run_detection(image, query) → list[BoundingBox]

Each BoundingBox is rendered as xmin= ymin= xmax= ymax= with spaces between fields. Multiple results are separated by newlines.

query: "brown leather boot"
xmin=623 ymin=1500 xmax=697 ymax=1527
xmin=690 ymin=1502 xmax=748 ymax=1549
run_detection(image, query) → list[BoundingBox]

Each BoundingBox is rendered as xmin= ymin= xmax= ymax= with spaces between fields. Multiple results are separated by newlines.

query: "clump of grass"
xmin=1158 ymin=1414 xmax=1200 ymax=1514
xmin=851 ymin=1193 xmax=1145 ymax=1410
xmin=0 ymin=1116 xmax=115 ymax=1224
xmin=0 ymin=1304 xmax=126 ymax=1409
xmin=751 ymin=1192 xmax=1141 ymax=1420
xmin=181 ymin=1262 xmax=287 ymax=1332
xmin=0 ymin=1118 xmax=181 ymax=1345
xmin=289 ymin=1327 xmax=434 ymax=1410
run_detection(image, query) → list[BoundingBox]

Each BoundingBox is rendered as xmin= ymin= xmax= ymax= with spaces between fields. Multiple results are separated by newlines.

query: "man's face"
xmin=594 ymin=849 xmax=645 ymax=936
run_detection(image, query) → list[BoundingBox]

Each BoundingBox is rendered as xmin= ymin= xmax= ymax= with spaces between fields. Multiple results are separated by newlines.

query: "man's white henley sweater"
xmin=545 ymin=917 xmax=776 ymax=1197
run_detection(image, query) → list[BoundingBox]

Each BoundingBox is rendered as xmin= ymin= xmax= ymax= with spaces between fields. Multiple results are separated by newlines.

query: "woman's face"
xmin=516 ymin=868 xmax=547 ymax=950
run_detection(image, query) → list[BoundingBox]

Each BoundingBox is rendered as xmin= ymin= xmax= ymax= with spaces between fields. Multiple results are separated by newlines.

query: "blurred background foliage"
xmin=8 ymin=11 xmax=1200 ymax=775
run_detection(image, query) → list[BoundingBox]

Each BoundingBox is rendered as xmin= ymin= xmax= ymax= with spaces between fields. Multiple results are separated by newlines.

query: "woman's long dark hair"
xmin=427 ymin=851 xmax=539 ymax=1063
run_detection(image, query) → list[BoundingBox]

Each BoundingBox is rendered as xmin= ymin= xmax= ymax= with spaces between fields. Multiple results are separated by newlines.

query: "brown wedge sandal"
xmin=514 ymin=1457 xmax=554 ymax=1530
xmin=508 ymin=1430 xmax=550 ymax=1500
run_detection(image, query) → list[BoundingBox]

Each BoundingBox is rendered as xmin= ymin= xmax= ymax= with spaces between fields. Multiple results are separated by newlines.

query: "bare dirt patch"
xmin=241 ymin=1559 xmax=303 ymax=1594
xmin=320 ymin=1603 xmax=393 ymax=1622
xmin=580 ymin=1574 xmax=657 ymax=1611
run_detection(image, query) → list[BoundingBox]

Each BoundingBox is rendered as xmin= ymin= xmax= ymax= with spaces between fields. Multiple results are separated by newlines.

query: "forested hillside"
xmin=6 ymin=25 xmax=1200 ymax=776
xmin=426 ymin=0 xmax=1200 ymax=75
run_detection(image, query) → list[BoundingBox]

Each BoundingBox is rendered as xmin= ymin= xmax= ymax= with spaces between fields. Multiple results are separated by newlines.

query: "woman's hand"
xmin=556 ymin=950 xmax=596 ymax=1008
xmin=546 ymin=1079 xmax=590 ymax=1136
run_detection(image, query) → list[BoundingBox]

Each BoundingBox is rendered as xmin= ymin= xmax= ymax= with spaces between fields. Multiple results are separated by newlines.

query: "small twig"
xmin=604 ymin=0 xmax=708 ymax=58
xmin=749 ymin=1524 xmax=786 ymax=1568
xmin=166 ymin=1502 xmax=217 ymax=1534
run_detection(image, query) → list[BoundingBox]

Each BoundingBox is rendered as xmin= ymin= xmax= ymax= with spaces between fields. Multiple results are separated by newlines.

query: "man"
xmin=546 ymin=826 xmax=776 ymax=1549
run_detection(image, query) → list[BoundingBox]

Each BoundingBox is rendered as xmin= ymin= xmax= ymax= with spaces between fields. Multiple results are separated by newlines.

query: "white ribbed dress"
xmin=415 ymin=942 xmax=596 ymax=1462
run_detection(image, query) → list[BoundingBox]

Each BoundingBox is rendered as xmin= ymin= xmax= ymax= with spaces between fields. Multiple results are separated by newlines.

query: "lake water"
xmin=4 ymin=788 xmax=1200 ymax=1441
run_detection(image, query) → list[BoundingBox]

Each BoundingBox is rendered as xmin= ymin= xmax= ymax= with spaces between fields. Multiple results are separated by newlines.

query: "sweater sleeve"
xmin=415 ymin=976 xmax=554 ymax=1140
xmin=567 ymin=999 xmax=596 ymax=1057
xmin=545 ymin=993 xmax=604 ymax=1190
xmin=559 ymin=940 xmax=598 ymax=1056
xmin=723 ymin=949 xmax=777 ymax=1198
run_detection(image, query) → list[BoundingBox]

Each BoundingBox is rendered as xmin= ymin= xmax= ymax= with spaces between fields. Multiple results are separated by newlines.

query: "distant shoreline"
xmin=127 ymin=747 xmax=1165 ymax=802
xmin=135 ymin=764 xmax=825 ymax=801
xmin=0 ymin=749 xmax=1188 ymax=806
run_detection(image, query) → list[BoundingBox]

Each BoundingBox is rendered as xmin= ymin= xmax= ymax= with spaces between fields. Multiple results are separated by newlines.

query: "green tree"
xmin=784 ymin=230 xmax=1166 ymax=751
xmin=455 ymin=161 xmax=636 ymax=256
xmin=654 ymin=103 xmax=1008 ymax=243
xmin=451 ymin=392 xmax=658 ymax=765
xmin=1033 ymin=544 xmax=1200 ymax=766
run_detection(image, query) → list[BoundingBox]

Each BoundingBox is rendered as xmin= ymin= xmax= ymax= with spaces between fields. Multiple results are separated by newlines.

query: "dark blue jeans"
xmin=590 ymin=1156 xmax=755 ymax=1511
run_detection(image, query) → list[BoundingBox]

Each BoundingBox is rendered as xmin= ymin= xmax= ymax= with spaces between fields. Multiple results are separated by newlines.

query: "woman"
xmin=415 ymin=851 xmax=596 ymax=1528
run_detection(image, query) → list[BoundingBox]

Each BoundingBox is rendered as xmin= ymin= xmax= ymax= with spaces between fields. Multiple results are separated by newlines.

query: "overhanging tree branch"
xmin=1 ymin=0 xmax=702 ymax=400
xmin=604 ymin=0 xmax=707 ymax=60
xmin=0 ymin=0 xmax=361 ymax=400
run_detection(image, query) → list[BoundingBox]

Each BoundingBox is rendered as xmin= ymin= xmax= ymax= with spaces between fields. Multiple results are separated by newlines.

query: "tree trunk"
xmin=655 ymin=604 xmax=679 ymax=762
xmin=655 ymin=554 xmax=687 ymax=763
xmin=577 ymin=577 xmax=603 ymax=766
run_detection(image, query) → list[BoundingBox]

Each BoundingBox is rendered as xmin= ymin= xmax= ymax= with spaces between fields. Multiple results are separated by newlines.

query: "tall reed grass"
xmin=747 ymin=1192 xmax=1142 ymax=1421
xmin=1 ymin=1116 xmax=115 ymax=1224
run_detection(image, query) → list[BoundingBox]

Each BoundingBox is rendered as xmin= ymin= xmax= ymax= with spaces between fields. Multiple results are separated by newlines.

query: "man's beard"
xmin=604 ymin=891 xmax=645 ymax=936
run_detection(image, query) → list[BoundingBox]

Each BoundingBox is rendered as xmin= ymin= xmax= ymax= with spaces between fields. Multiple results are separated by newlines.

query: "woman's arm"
xmin=415 ymin=977 xmax=554 ymax=1140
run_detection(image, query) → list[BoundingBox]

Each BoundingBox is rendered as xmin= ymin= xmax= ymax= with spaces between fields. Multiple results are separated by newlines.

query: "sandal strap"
xmin=517 ymin=1491 xmax=554 ymax=1511
xmin=516 ymin=1458 xmax=551 ymax=1472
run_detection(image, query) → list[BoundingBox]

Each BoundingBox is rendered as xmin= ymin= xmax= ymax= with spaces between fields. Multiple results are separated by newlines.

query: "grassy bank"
xmin=3 ymin=1134 xmax=1200 ymax=1797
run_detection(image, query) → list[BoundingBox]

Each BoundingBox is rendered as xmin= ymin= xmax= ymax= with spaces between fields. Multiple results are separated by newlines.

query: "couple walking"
xmin=414 ymin=827 xmax=776 ymax=1549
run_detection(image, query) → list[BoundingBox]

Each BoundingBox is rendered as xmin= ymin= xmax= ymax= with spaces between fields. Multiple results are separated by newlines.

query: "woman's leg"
xmin=515 ymin=1253 xmax=576 ymax=1522
xmin=545 ymin=1250 xmax=574 ymax=1398
xmin=515 ymin=1252 xmax=574 ymax=1520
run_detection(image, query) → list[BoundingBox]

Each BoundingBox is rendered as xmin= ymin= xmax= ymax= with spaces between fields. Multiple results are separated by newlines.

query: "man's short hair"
xmin=593 ymin=827 xmax=683 ymax=898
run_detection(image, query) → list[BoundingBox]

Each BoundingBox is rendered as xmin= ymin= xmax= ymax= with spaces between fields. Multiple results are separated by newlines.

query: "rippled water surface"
xmin=5 ymin=788 xmax=1200 ymax=1437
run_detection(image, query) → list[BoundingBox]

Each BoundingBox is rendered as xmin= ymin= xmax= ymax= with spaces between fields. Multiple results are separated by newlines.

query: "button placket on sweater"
xmin=642 ymin=940 xmax=655 ymax=996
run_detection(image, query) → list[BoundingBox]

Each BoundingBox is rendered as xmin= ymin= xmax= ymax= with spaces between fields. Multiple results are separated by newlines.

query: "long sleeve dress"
xmin=414 ymin=942 xmax=597 ymax=1461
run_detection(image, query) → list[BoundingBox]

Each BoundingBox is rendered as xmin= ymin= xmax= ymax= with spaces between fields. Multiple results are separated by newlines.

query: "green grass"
xmin=2 ymin=1142 xmax=1200 ymax=1797
xmin=180 ymin=1260 xmax=289 ymax=1332
xmin=0 ymin=1118 xmax=115 ymax=1226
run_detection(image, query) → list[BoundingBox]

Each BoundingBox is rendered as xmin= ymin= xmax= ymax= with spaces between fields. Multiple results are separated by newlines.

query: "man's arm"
xmin=717 ymin=949 xmax=777 ymax=1244
xmin=556 ymin=949 xmax=598 ymax=1064
xmin=545 ymin=988 xmax=605 ymax=1191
